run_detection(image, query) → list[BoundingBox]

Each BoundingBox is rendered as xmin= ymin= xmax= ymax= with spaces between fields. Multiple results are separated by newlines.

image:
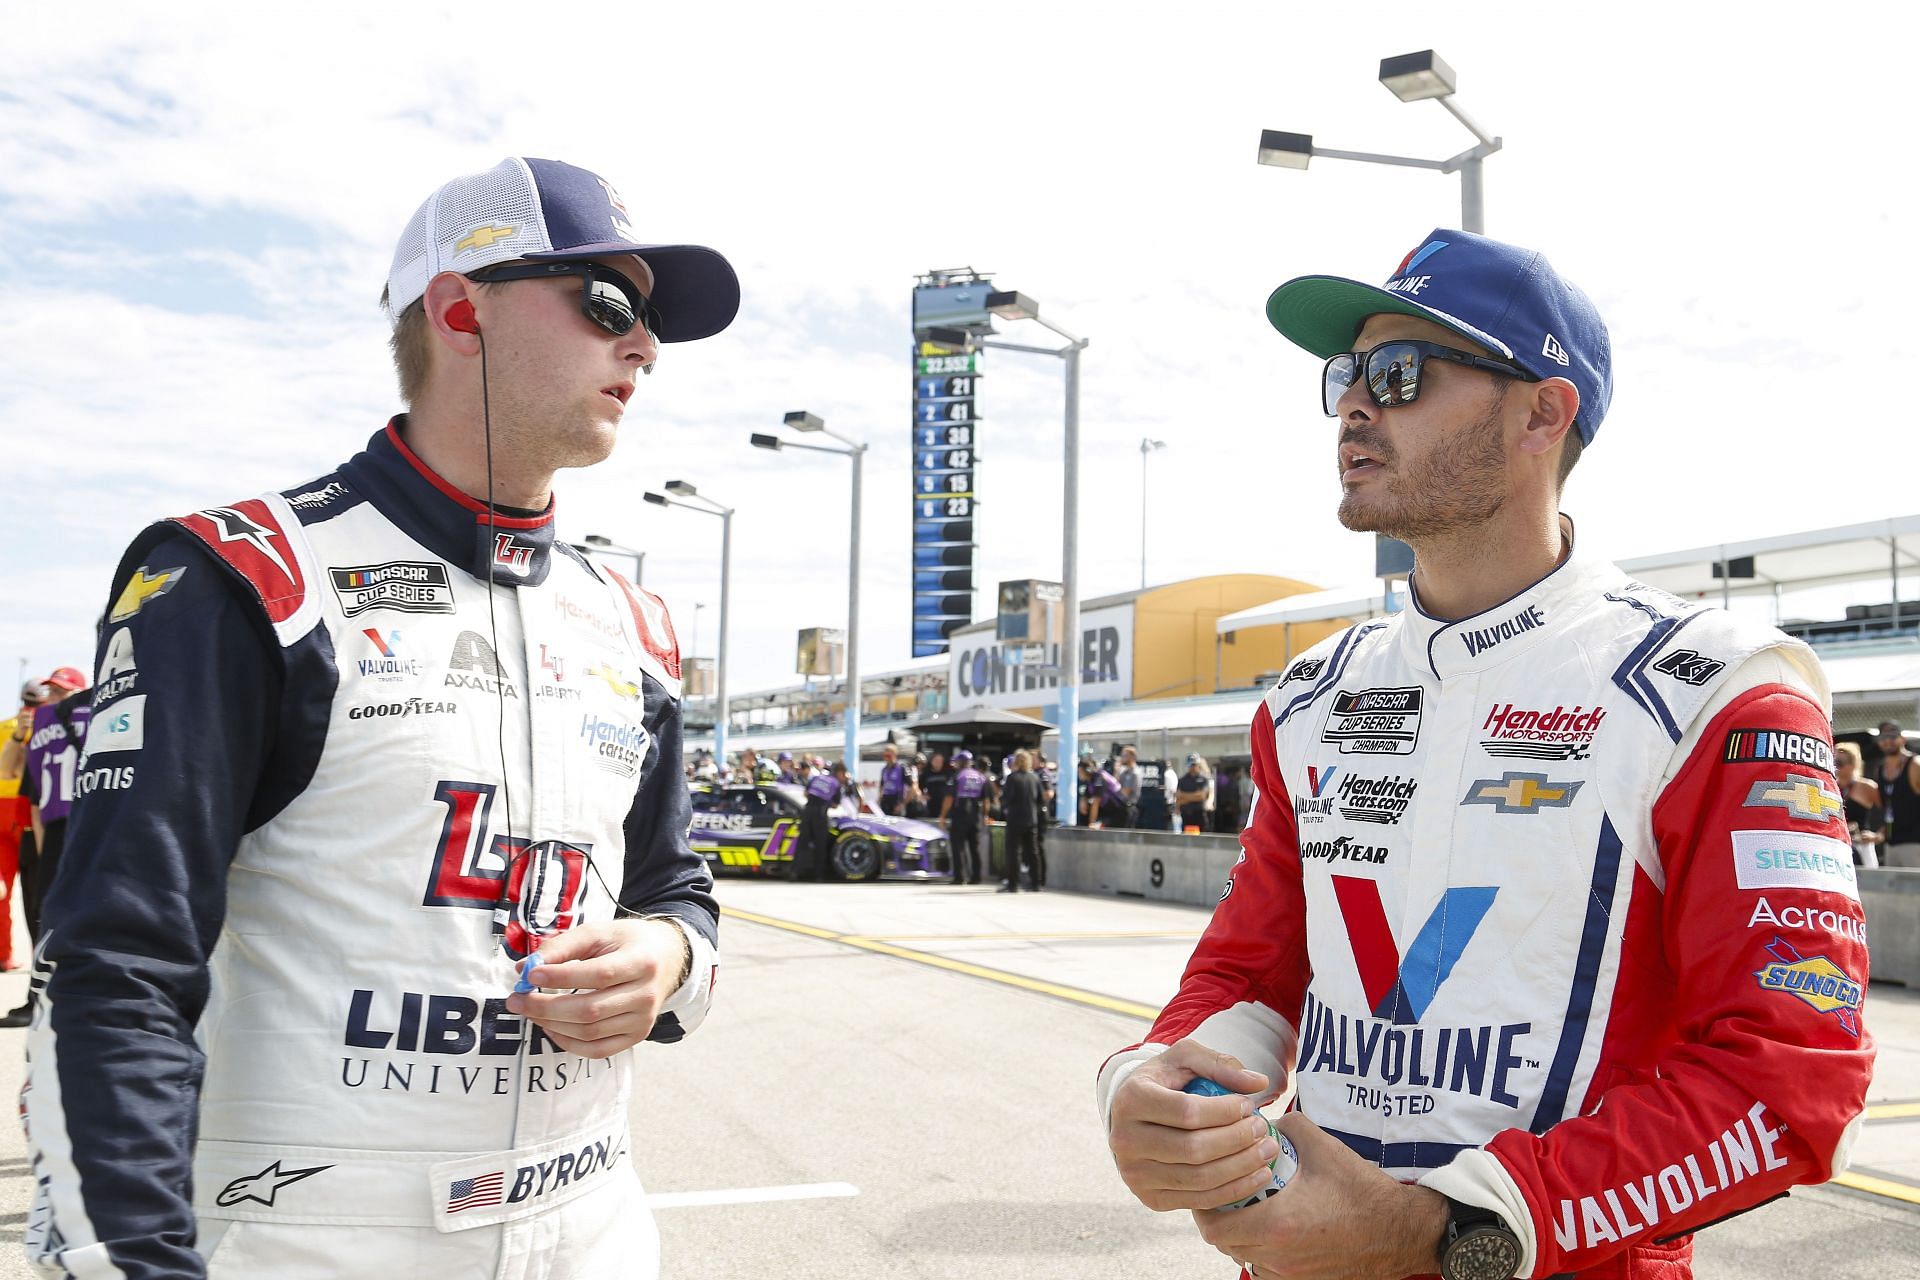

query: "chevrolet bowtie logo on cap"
xmin=1743 ymin=773 xmax=1845 ymax=823
xmin=455 ymin=225 xmax=518 ymax=254
xmin=1461 ymin=772 xmax=1585 ymax=815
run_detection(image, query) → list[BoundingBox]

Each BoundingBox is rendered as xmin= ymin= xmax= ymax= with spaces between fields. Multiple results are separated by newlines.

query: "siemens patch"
xmin=1729 ymin=830 xmax=1858 ymax=901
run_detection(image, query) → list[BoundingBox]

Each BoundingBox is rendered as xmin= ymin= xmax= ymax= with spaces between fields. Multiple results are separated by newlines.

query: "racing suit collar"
xmin=344 ymin=420 xmax=559 ymax=588
xmin=1403 ymin=515 xmax=1593 ymax=680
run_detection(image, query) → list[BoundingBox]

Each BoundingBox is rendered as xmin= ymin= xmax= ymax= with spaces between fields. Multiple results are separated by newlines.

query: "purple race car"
xmin=687 ymin=782 xmax=953 ymax=881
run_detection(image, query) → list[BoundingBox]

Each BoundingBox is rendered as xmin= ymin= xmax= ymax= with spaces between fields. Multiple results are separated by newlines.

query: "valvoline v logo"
xmin=1332 ymin=876 xmax=1496 ymax=1024
xmin=1308 ymin=765 xmax=1339 ymax=796
xmin=1394 ymin=240 xmax=1449 ymax=277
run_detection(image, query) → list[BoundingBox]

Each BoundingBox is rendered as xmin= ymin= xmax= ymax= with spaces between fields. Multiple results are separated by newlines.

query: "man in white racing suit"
xmin=24 ymin=157 xmax=740 ymax=1279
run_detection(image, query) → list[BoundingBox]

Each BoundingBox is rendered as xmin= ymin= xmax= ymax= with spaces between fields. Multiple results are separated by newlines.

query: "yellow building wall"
xmin=1130 ymin=575 xmax=1351 ymax=699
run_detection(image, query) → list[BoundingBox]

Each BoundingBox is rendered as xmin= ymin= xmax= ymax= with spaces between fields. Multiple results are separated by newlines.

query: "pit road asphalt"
xmin=0 ymin=877 xmax=1915 ymax=1278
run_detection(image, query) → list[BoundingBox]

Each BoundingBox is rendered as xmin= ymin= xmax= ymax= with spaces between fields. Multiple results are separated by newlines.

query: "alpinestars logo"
xmin=199 ymin=506 xmax=295 ymax=581
xmin=1542 ymin=333 xmax=1571 ymax=366
xmin=216 ymin=1160 xmax=332 ymax=1207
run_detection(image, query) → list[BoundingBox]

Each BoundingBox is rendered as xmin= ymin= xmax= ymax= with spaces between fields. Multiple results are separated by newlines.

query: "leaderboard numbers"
xmin=912 ymin=348 xmax=980 ymax=655
xmin=919 ymin=497 xmax=973 ymax=518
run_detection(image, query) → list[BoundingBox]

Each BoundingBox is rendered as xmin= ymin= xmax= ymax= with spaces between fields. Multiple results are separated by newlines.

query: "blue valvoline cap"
xmin=1266 ymin=228 xmax=1613 ymax=443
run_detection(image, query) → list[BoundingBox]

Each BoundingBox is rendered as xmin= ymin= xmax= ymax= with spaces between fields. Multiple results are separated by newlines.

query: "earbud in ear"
xmin=446 ymin=300 xmax=479 ymax=334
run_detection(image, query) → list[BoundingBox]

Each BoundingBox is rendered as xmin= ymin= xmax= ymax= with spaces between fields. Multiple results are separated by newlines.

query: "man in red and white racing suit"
xmin=1101 ymin=230 xmax=1873 ymax=1280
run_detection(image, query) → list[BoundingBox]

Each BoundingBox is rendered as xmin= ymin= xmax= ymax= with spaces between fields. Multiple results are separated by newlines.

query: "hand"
xmin=1192 ymin=1112 xmax=1448 ymax=1280
xmin=505 ymin=918 xmax=690 ymax=1059
xmin=1107 ymin=1038 xmax=1280 ymax=1211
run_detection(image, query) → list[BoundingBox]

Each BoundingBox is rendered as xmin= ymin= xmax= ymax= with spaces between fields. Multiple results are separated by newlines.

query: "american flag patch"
xmin=448 ymin=1172 xmax=505 ymax=1213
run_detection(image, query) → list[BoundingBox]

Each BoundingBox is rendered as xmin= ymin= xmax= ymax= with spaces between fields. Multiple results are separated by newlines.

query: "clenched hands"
xmin=505 ymin=918 xmax=689 ymax=1059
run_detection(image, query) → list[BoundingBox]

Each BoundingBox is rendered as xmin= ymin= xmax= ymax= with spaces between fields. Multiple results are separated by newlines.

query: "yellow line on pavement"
xmin=1864 ymin=1102 xmax=1920 ymax=1120
xmin=722 ymin=905 xmax=1162 ymax=1020
xmin=1831 ymin=1171 xmax=1920 ymax=1205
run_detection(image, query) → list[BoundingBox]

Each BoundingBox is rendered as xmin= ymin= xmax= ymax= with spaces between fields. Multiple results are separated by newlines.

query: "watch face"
xmin=1443 ymin=1225 xmax=1523 ymax=1280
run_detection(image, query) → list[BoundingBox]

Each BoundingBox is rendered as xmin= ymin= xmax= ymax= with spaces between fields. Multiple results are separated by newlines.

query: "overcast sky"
xmin=4 ymin=5 xmax=1913 ymax=696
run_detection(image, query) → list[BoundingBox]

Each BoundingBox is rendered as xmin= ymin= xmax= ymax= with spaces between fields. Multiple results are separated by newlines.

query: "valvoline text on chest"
xmin=1461 ymin=605 xmax=1546 ymax=657
xmin=1297 ymin=992 xmax=1531 ymax=1108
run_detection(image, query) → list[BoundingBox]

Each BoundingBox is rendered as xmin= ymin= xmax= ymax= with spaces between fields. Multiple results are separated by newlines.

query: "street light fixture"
xmin=980 ymin=288 xmax=1088 ymax=826
xmin=646 ymin=485 xmax=735 ymax=765
xmin=1257 ymin=48 xmax=1503 ymax=586
xmin=581 ymin=533 xmax=644 ymax=586
xmin=1139 ymin=439 xmax=1167 ymax=590
xmin=1255 ymin=47 xmax=1502 ymax=233
xmin=754 ymin=411 xmax=868 ymax=772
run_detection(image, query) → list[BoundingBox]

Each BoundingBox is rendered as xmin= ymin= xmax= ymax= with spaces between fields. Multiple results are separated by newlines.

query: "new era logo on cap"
xmin=1542 ymin=333 xmax=1571 ymax=366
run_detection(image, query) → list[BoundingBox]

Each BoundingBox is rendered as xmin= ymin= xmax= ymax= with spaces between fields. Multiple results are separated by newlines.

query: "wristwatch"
xmin=1438 ymin=1196 xmax=1522 ymax=1280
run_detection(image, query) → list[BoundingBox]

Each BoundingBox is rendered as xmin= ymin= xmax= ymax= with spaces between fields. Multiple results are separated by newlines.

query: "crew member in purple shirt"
xmin=8 ymin=668 xmax=92 ymax=1027
xmin=796 ymin=762 xmax=843 ymax=882
xmin=878 ymin=743 xmax=914 ymax=817
xmin=942 ymin=749 xmax=987 ymax=884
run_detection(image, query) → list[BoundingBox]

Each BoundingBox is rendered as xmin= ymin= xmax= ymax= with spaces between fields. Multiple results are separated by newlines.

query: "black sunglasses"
xmin=467 ymin=261 xmax=663 ymax=344
xmin=1322 ymin=339 xmax=1538 ymax=417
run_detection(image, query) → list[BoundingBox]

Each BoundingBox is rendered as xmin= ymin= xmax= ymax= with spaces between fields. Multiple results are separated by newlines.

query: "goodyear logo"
xmin=1754 ymin=936 xmax=1861 ymax=1036
xmin=109 ymin=565 xmax=187 ymax=622
xmin=455 ymin=224 xmax=517 ymax=253
xmin=1461 ymin=772 xmax=1583 ymax=815
xmin=1743 ymin=773 xmax=1844 ymax=824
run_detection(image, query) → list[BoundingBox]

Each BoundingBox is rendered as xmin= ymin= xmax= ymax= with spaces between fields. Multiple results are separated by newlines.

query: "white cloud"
xmin=3 ymin=2 xmax=1916 ymax=692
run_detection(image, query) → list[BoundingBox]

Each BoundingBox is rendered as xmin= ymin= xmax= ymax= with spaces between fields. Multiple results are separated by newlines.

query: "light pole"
xmin=1258 ymin=49 xmax=1500 ymax=583
xmin=1139 ymin=438 xmax=1166 ymax=590
xmin=581 ymin=533 xmax=644 ymax=586
xmin=982 ymin=289 xmax=1087 ymax=826
xmin=1256 ymin=49 xmax=1501 ymax=234
xmin=645 ymin=483 xmax=733 ymax=765
xmin=751 ymin=411 xmax=868 ymax=770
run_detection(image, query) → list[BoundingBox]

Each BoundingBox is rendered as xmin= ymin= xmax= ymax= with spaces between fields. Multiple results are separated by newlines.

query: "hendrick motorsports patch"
xmin=331 ymin=561 xmax=456 ymax=617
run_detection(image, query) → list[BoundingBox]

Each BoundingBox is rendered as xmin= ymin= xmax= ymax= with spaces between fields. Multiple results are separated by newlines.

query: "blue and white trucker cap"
xmin=1266 ymin=229 xmax=1612 ymax=443
xmin=385 ymin=157 xmax=740 ymax=343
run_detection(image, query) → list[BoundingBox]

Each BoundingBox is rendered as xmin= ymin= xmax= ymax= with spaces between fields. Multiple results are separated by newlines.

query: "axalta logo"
xmin=1480 ymin=703 xmax=1605 ymax=760
xmin=95 ymin=628 xmax=139 ymax=701
xmin=446 ymin=631 xmax=519 ymax=699
xmin=1297 ymin=876 xmax=1530 ymax=1111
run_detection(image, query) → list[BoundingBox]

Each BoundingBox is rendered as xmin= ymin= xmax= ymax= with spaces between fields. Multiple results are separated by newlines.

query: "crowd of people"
xmin=0 ymin=666 xmax=94 ymax=1026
